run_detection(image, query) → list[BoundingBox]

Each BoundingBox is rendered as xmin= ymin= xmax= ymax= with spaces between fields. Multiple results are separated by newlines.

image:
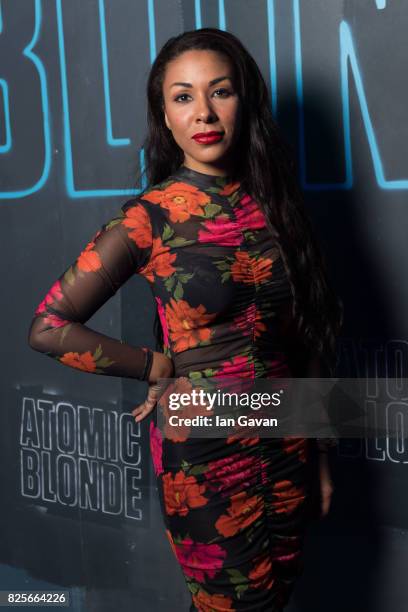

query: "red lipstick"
xmin=192 ymin=131 xmax=224 ymax=144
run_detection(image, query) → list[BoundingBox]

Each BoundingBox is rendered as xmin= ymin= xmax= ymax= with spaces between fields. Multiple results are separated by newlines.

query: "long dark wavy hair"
xmin=135 ymin=27 xmax=344 ymax=377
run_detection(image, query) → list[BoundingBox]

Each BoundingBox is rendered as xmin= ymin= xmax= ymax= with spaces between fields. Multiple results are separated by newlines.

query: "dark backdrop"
xmin=1 ymin=1 xmax=407 ymax=610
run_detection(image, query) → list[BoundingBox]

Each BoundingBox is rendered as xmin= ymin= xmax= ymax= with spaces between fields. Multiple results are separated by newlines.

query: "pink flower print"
xmin=232 ymin=303 xmax=267 ymax=339
xmin=149 ymin=421 xmax=164 ymax=476
xmin=235 ymin=194 xmax=266 ymax=230
xmin=44 ymin=313 xmax=70 ymax=329
xmin=260 ymin=459 xmax=270 ymax=486
xmin=198 ymin=216 xmax=243 ymax=246
xmin=174 ymin=537 xmax=227 ymax=583
xmin=214 ymin=354 xmax=255 ymax=393
xmin=155 ymin=296 xmax=170 ymax=348
xmin=34 ymin=280 xmax=63 ymax=315
xmin=215 ymin=355 xmax=255 ymax=379
xmin=204 ymin=453 xmax=259 ymax=497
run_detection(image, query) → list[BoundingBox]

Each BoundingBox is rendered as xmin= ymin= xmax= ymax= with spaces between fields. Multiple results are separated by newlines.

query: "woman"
xmin=28 ymin=28 xmax=343 ymax=612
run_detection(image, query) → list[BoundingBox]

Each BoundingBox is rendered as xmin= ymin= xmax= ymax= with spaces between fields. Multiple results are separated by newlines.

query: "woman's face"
xmin=162 ymin=49 xmax=241 ymax=176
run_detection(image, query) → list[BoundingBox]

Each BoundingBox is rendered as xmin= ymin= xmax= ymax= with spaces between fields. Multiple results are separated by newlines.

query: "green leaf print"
xmin=105 ymin=217 xmax=123 ymax=230
xmin=243 ymin=230 xmax=257 ymax=242
xmin=166 ymin=237 xmax=196 ymax=248
xmin=180 ymin=459 xmax=191 ymax=472
xmin=157 ymin=178 xmax=175 ymax=190
xmin=203 ymin=368 xmax=215 ymax=377
xmin=186 ymin=581 xmax=200 ymax=595
xmin=253 ymin=357 xmax=267 ymax=377
xmin=64 ymin=266 xmax=76 ymax=286
xmin=177 ymin=272 xmax=194 ymax=283
xmin=93 ymin=344 xmax=103 ymax=360
xmin=173 ymin=281 xmax=183 ymax=300
xmin=236 ymin=583 xmax=250 ymax=598
xmin=189 ymin=371 xmax=203 ymax=380
xmin=203 ymin=202 xmax=222 ymax=217
xmin=206 ymin=186 xmax=224 ymax=194
xmin=94 ymin=367 xmax=112 ymax=374
xmin=228 ymin=191 xmax=241 ymax=206
xmin=162 ymin=224 xmax=174 ymax=241
xmin=188 ymin=463 xmax=208 ymax=476
xmin=97 ymin=356 xmax=116 ymax=368
xmin=214 ymin=259 xmax=231 ymax=271
xmin=172 ymin=534 xmax=183 ymax=545
xmin=226 ymin=568 xmax=249 ymax=585
xmin=59 ymin=323 xmax=73 ymax=345
xmin=164 ymin=275 xmax=176 ymax=291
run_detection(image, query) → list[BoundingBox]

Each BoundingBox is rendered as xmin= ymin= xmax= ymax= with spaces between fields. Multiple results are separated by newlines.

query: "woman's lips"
xmin=192 ymin=132 xmax=224 ymax=144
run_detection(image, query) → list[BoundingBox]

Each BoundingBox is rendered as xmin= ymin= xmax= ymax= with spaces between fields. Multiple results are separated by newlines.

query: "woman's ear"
xmin=163 ymin=107 xmax=171 ymax=131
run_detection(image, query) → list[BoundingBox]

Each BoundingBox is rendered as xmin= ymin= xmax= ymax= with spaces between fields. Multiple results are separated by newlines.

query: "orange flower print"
xmin=142 ymin=182 xmax=210 ymax=223
xmin=248 ymin=553 xmax=274 ymax=590
xmin=271 ymin=480 xmax=306 ymax=514
xmin=163 ymin=470 xmax=208 ymax=516
xmin=60 ymin=350 xmax=97 ymax=372
xmin=232 ymin=303 xmax=267 ymax=339
xmin=140 ymin=236 xmax=177 ymax=282
xmin=121 ymin=202 xmax=153 ymax=248
xmin=231 ymin=251 xmax=273 ymax=284
xmin=282 ymin=437 xmax=308 ymax=463
xmin=166 ymin=298 xmax=216 ymax=353
xmin=218 ymin=181 xmax=241 ymax=196
xmin=59 ymin=343 xmax=115 ymax=373
xmin=226 ymin=433 xmax=260 ymax=447
xmin=192 ymin=588 xmax=234 ymax=612
xmin=215 ymin=490 xmax=263 ymax=537
xmin=77 ymin=240 xmax=102 ymax=273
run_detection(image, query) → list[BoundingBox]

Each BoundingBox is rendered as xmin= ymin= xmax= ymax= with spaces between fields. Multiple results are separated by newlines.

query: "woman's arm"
xmin=306 ymin=352 xmax=336 ymax=517
xmin=28 ymin=199 xmax=171 ymax=382
xmin=306 ymin=352 xmax=338 ymax=451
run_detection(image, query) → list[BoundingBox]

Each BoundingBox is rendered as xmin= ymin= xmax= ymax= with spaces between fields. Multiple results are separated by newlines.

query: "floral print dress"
xmin=29 ymin=164 xmax=315 ymax=612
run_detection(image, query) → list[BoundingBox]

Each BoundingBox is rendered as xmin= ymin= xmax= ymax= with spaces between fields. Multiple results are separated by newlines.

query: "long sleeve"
xmin=28 ymin=198 xmax=154 ymax=381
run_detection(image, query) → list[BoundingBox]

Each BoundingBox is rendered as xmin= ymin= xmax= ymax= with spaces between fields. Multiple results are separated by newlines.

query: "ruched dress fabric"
xmin=29 ymin=165 xmax=315 ymax=612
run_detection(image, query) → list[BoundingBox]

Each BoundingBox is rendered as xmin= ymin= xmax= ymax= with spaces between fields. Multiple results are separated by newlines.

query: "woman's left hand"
xmin=318 ymin=451 xmax=334 ymax=518
xmin=132 ymin=381 xmax=164 ymax=423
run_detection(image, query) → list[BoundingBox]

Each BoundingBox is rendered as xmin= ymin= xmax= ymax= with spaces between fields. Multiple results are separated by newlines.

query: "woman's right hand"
xmin=148 ymin=350 xmax=174 ymax=382
xmin=132 ymin=351 xmax=174 ymax=423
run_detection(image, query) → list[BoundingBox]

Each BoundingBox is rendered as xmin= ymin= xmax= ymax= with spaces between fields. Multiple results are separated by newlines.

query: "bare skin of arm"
xmin=307 ymin=354 xmax=335 ymax=518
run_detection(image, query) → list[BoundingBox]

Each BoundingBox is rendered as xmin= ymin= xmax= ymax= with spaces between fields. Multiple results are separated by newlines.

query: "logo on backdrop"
xmin=19 ymin=396 xmax=145 ymax=521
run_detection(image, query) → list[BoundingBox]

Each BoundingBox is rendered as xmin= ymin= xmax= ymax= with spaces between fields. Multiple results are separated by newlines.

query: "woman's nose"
xmin=196 ymin=96 xmax=217 ymax=121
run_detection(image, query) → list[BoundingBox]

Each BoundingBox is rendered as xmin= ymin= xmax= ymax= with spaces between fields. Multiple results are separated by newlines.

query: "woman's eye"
xmin=213 ymin=88 xmax=231 ymax=97
xmin=174 ymin=89 xmax=232 ymax=103
xmin=174 ymin=93 xmax=190 ymax=103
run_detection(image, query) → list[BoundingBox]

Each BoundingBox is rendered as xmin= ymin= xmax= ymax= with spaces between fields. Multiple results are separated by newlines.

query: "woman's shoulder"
xmin=121 ymin=173 xmax=181 ymax=213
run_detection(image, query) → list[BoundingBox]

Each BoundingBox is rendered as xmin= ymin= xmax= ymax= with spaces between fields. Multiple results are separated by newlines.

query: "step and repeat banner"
xmin=1 ymin=1 xmax=407 ymax=610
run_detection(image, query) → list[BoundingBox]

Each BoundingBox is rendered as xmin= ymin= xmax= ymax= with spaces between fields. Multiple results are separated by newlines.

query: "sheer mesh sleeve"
xmin=28 ymin=198 xmax=154 ymax=381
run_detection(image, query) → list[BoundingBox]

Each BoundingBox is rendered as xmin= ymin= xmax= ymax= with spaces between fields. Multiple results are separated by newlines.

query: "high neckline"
xmin=171 ymin=164 xmax=238 ymax=190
